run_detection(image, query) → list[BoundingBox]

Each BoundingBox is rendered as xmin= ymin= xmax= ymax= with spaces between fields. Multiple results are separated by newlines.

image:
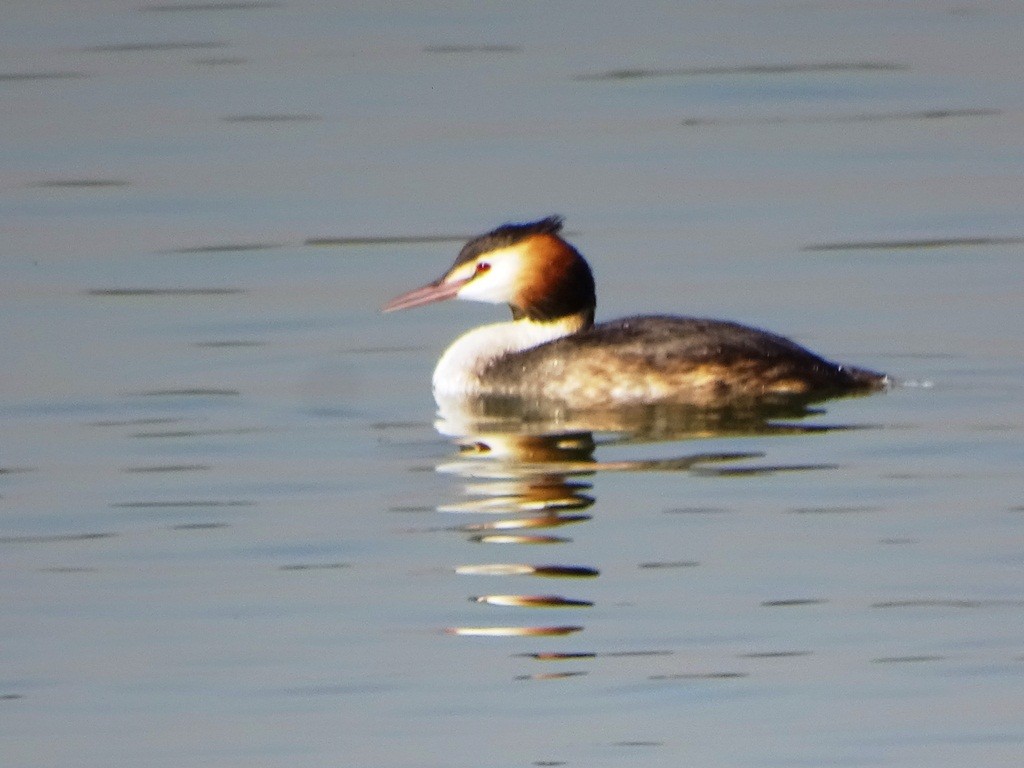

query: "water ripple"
xmin=576 ymin=61 xmax=908 ymax=81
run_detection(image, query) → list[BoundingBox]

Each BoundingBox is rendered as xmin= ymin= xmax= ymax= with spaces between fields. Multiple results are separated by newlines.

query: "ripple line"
xmin=87 ymin=288 xmax=244 ymax=296
xmin=576 ymin=61 xmax=908 ymax=81
xmin=805 ymin=236 xmax=1024 ymax=251
xmin=0 ymin=532 xmax=116 ymax=544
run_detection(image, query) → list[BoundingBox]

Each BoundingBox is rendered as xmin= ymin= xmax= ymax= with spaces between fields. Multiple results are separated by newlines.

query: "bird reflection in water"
xmin=436 ymin=394 xmax=869 ymax=654
xmin=439 ymin=419 xmax=599 ymax=639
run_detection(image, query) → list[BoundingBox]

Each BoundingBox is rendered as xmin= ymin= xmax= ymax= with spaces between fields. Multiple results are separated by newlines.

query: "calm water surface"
xmin=3 ymin=2 xmax=1023 ymax=767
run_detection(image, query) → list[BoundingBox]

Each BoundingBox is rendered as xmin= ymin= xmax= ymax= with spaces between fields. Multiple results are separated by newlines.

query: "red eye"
xmin=475 ymin=261 xmax=491 ymax=274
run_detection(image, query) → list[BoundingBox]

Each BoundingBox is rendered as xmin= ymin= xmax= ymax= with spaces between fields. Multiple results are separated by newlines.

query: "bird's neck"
xmin=432 ymin=311 xmax=591 ymax=397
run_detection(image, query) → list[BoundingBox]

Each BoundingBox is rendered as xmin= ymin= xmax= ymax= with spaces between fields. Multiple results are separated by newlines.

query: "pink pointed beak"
xmin=382 ymin=275 xmax=470 ymax=312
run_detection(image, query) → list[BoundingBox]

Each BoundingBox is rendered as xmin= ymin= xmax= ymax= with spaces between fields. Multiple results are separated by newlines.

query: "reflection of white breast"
xmin=432 ymin=317 xmax=582 ymax=397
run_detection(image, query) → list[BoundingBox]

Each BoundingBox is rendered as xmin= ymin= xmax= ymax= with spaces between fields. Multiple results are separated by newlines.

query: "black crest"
xmin=452 ymin=216 xmax=565 ymax=268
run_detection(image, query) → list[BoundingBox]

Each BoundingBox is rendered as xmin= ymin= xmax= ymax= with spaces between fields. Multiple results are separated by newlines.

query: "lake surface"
xmin=2 ymin=2 xmax=1023 ymax=766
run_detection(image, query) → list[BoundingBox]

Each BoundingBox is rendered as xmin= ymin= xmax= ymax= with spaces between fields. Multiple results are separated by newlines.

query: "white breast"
xmin=432 ymin=317 xmax=581 ymax=397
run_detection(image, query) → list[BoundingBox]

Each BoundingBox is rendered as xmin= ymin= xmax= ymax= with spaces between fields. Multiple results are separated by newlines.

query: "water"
xmin=3 ymin=2 xmax=1023 ymax=766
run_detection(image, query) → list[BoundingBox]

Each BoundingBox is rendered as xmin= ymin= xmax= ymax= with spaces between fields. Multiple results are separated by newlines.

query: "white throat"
xmin=432 ymin=315 xmax=584 ymax=397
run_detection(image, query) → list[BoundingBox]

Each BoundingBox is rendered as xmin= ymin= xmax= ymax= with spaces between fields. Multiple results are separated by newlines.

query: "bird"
xmin=383 ymin=216 xmax=886 ymax=409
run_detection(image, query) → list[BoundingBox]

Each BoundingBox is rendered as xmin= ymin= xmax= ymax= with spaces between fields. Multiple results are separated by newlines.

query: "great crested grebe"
xmin=384 ymin=216 xmax=886 ymax=408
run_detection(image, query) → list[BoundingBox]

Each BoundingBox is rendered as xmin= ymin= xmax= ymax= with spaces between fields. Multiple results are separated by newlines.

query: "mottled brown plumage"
xmin=481 ymin=316 xmax=883 ymax=408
